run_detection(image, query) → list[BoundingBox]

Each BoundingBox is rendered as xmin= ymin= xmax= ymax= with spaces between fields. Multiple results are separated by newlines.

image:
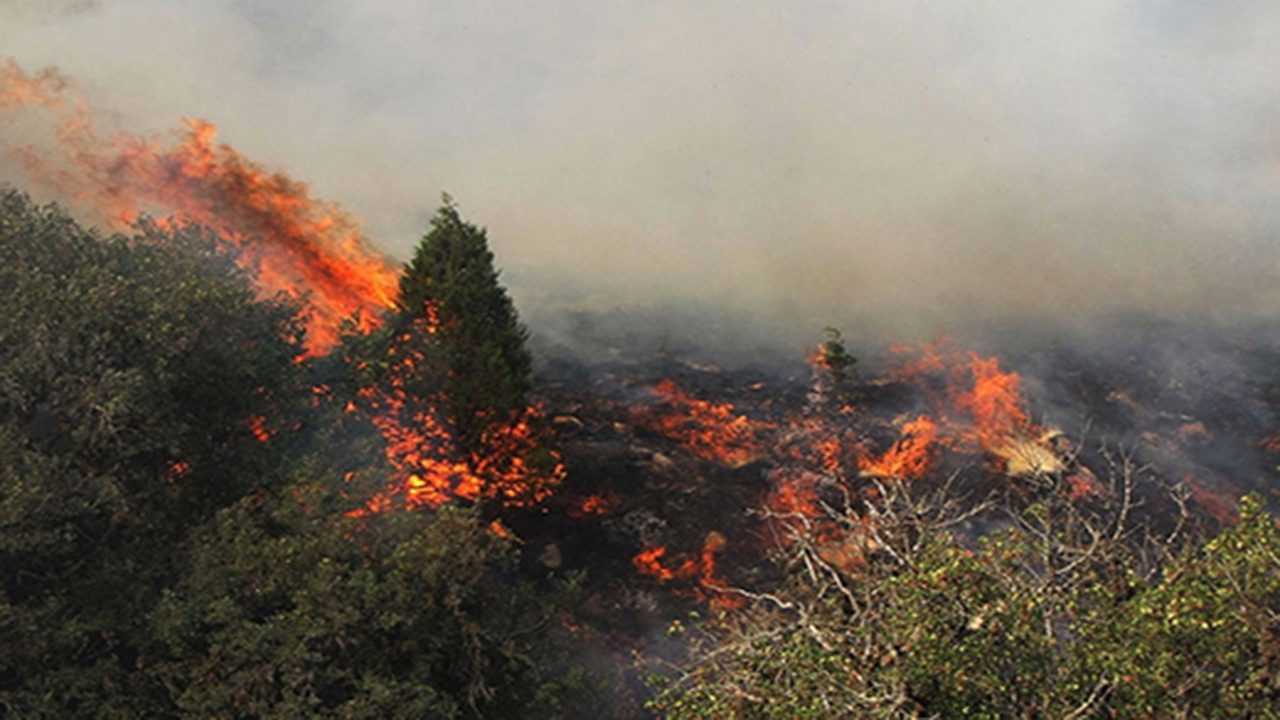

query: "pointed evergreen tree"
xmin=393 ymin=196 xmax=533 ymax=458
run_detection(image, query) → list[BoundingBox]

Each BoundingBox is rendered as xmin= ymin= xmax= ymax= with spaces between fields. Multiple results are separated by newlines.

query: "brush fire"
xmin=5 ymin=57 xmax=1280 ymax=716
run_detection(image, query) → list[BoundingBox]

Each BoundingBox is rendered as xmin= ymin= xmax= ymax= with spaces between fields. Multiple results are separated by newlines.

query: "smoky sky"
xmin=3 ymin=0 xmax=1280 ymax=343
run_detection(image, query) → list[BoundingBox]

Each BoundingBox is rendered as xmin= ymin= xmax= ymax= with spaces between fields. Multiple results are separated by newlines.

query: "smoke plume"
xmin=3 ymin=1 xmax=1280 ymax=348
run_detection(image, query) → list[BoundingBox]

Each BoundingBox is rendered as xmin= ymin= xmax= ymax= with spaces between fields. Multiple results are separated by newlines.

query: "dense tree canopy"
xmin=0 ymin=190 xmax=597 ymax=718
xmin=0 ymin=192 xmax=309 ymax=715
xmin=5 ymin=187 xmax=1278 ymax=718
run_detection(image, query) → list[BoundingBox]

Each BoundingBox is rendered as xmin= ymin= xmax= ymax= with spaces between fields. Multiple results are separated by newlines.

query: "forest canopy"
xmin=2 ymin=188 xmax=1278 ymax=719
xmin=0 ymin=189 xmax=597 ymax=718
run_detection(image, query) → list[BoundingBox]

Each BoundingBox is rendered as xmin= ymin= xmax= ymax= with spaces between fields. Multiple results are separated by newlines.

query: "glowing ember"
xmin=1183 ymin=474 xmax=1240 ymax=525
xmin=0 ymin=59 xmax=400 ymax=355
xmin=568 ymin=493 xmax=617 ymax=518
xmin=245 ymin=415 xmax=273 ymax=443
xmin=765 ymin=470 xmax=824 ymax=521
xmin=1066 ymin=468 xmax=1107 ymax=502
xmin=164 ymin=460 xmax=190 ymax=484
xmin=487 ymin=519 xmax=518 ymax=542
xmin=633 ymin=545 xmax=676 ymax=582
xmin=762 ymin=468 xmax=833 ymax=550
xmin=1257 ymin=435 xmax=1280 ymax=453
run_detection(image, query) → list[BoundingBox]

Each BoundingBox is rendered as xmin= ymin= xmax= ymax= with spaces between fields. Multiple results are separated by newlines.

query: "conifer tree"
xmin=393 ymin=196 xmax=533 ymax=457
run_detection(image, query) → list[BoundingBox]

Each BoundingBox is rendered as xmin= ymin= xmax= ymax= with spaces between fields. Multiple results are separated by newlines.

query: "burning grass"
xmin=638 ymin=379 xmax=772 ymax=468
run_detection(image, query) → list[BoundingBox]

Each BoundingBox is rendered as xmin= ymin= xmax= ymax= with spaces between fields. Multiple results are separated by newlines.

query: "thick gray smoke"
xmin=3 ymin=0 xmax=1280 ymax=351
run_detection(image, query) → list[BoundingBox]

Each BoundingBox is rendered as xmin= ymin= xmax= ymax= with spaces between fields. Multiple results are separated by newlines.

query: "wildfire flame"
xmin=858 ymin=414 xmax=939 ymax=480
xmin=1 ymin=59 xmax=564 ymax=514
xmin=632 ymin=531 xmax=742 ymax=612
xmin=641 ymin=380 xmax=770 ymax=467
xmin=882 ymin=343 xmax=1064 ymax=477
xmin=0 ymin=59 xmax=399 ymax=355
xmin=0 ymin=59 xmax=70 ymax=109
xmin=752 ymin=341 xmax=1074 ymax=583
xmin=349 ymin=318 xmax=564 ymax=514
xmin=954 ymin=354 xmax=1031 ymax=448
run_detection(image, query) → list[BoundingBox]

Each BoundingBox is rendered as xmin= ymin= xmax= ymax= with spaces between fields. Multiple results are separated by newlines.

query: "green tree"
xmin=393 ymin=197 xmax=532 ymax=456
xmin=0 ymin=190 xmax=600 ymax=717
xmin=0 ymin=189 xmax=309 ymax=716
xmin=816 ymin=327 xmax=857 ymax=387
xmin=152 ymin=479 xmax=600 ymax=719
xmin=352 ymin=198 xmax=559 ymax=509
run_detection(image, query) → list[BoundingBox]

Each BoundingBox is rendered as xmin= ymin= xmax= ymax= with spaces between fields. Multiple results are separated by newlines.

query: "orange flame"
xmin=642 ymin=380 xmax=769 ymax=467
xmin=632 ymin=532 xmax=742 ymax=612
xmin=0 ymin=59 xmax=399 ymax=355
xmin=765 ymin=470 xmax=824 ymax=520
xmin=355 ymin=391 xmax=564 ymax=513
xmin=349 ymin=321 xmax=563 ymax=514
xmin=0 ymin=59 xmax=70 ymax=109
xmin=763 ymin=469 xmax=881 ymax=575
xmin=858 ymin=414 xmax=939 ymax=480
xmin=881 ymin=343 xmax=1060 ymax=475
xmin=953 ymin=354 xmax=1032 ymax=451
xmin=1 ymin=60 xmax=562 ymax=515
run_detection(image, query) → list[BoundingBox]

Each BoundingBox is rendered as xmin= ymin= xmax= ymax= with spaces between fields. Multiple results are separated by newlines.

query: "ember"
xmin=631 ymin=532 xmax=742 ymax=612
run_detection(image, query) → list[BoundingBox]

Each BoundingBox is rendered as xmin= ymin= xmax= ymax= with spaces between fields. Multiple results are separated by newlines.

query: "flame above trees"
xmin=1 ymin=59 xmax=562 ymax=513
xmin=0 ymin=59 xmax=70 ymax=109
xmin=0 ymin=59 xmax=398 ymax=355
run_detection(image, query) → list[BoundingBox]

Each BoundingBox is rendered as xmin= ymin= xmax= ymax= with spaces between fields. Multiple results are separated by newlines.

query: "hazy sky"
xmin=3 ymin=0 xmax=1279 ymax=342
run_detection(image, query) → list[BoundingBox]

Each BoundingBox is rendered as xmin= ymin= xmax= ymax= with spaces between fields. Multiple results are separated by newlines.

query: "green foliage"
xmin=152 ymin=483 xmax=598 ymax=719
xmin=393 ymin=198 xmax=532 ymax=456
xmin=1090 ymin=495 xmax=1280 ymax=716
xmin=649 ymin=476 xmax=1280 ymax=719
xmin=0 ymin=191 xmax=308 ymax=716
xmin=817 ymin=327 xmax=857 ymax=387
xmin=0 ymin=190 xmax=599 ymax=717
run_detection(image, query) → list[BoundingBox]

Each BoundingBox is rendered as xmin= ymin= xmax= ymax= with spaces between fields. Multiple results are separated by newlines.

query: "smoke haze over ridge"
xmin=3 ymin=0 xmax=1280 ymax=346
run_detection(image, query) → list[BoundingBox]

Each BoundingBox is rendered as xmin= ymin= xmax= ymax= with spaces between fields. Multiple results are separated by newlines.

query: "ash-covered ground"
xmin=501 ymin=313 xmax=1280 ymax=712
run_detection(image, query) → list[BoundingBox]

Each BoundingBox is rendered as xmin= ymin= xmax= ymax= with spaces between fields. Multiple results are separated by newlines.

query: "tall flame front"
xmin=1 ymin=58 xmax=559 ymax=513
xmin=1 ymin=59 xmax=398 ymax=355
